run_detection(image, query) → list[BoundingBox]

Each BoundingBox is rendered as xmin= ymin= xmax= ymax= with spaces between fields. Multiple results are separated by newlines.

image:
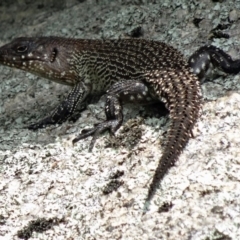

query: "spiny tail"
xmin=145 ymin=68 xmax=202 ymax=208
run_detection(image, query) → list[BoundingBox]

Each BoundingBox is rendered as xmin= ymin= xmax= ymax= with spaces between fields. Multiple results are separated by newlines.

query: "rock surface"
xmin=0 ymin=0 xmax=240 ymax=239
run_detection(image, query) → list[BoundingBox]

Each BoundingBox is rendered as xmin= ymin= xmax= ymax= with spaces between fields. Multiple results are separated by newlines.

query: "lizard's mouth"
xmin=0 ymin=55 xmax=44 ymax=69
xmin=0 ymin=53 xmax=53 ymax=70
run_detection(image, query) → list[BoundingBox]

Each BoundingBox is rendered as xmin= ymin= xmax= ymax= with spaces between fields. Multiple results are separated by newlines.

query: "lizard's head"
xmin=0 ymin=37 xmax=74 ymax=83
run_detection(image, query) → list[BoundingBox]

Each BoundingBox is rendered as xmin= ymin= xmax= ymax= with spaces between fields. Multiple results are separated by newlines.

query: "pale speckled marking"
xmin=56 ymin=58 xmax=61 ymax=67
xmin=130 ymin=96 xmax=135 ymax=101
xmin=195 ymin=68 xmax=200 ymax=74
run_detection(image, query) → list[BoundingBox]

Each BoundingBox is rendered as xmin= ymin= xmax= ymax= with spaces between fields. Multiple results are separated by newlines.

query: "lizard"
xmin=1 ymin=37 xmax=240 ymax=207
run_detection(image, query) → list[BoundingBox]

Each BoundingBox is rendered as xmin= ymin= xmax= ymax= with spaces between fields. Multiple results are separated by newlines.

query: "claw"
xmin=72 ymin=127 xmax=100 ymax=152
xmin=27 ymin=116 xmax=58 ymax=130
xmin=28 ymin=121 xmax=47 ymax=130
xmin=72 ymin=120 xmax=120 ymax=151
xmin=72 ymin=124 xmax=104 ymax=152
xmin=72 ymin=128 xmax=96 ymax=144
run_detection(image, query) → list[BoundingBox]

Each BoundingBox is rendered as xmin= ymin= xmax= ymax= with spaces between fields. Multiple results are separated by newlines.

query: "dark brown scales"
xmin=145 ymin=67 xmax=201 ymax=203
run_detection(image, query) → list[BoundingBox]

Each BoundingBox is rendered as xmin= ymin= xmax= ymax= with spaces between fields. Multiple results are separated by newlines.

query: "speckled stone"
xmin=0 ymin=0 xmax=240 ymax=240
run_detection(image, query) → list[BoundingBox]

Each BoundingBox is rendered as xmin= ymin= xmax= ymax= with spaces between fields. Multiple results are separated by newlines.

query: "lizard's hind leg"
xmin=73 ymin=79 xmax=154 ymax=152
xmin=189 ymin=45 xmax=240 ymax=82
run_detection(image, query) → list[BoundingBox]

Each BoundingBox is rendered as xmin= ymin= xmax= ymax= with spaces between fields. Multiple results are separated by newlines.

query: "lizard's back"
xmin=71 ymin=39 xmax=189 ymax=89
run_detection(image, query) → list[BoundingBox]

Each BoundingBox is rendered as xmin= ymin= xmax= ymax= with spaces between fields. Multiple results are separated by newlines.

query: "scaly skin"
xmin=0 ymin=37 xmax=239 ymax=207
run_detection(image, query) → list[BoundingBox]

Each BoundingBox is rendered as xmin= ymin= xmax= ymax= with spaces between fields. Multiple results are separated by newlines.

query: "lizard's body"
xmin=1 ymin=37 xmax=240 ymax=207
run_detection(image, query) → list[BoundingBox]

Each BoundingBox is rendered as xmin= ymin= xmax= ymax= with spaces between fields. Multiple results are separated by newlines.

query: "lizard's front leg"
xmin=28 ymin=82 xmax=91 ymax=130
xmin=73 ymin=79 xmax=153 ymax=152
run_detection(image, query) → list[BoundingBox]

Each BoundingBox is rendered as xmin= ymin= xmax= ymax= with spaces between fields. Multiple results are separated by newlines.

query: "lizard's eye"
xmin=17 ymin=45 xmax=28 ymax=53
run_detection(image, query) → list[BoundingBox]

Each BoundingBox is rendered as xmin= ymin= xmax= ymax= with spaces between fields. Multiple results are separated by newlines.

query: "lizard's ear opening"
xmin=50 ymin=48 xmax=58 ymax=63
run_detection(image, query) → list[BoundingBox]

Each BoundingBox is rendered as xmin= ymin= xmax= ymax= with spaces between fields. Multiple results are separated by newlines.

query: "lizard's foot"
xmin=72 ymin=119 xmax=120 ymax=152
xmin=27 ymin=116 xmax=65 ymax=130
xmin=28 ymin=119 xmax=49 ymax=130
xmin=28 ymin=82 xmax=91 ymax=130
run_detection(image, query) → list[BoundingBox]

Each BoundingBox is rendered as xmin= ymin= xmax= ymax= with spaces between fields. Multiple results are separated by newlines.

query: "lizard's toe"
xmin=72 ymin=120 xmax=120 ymax=151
